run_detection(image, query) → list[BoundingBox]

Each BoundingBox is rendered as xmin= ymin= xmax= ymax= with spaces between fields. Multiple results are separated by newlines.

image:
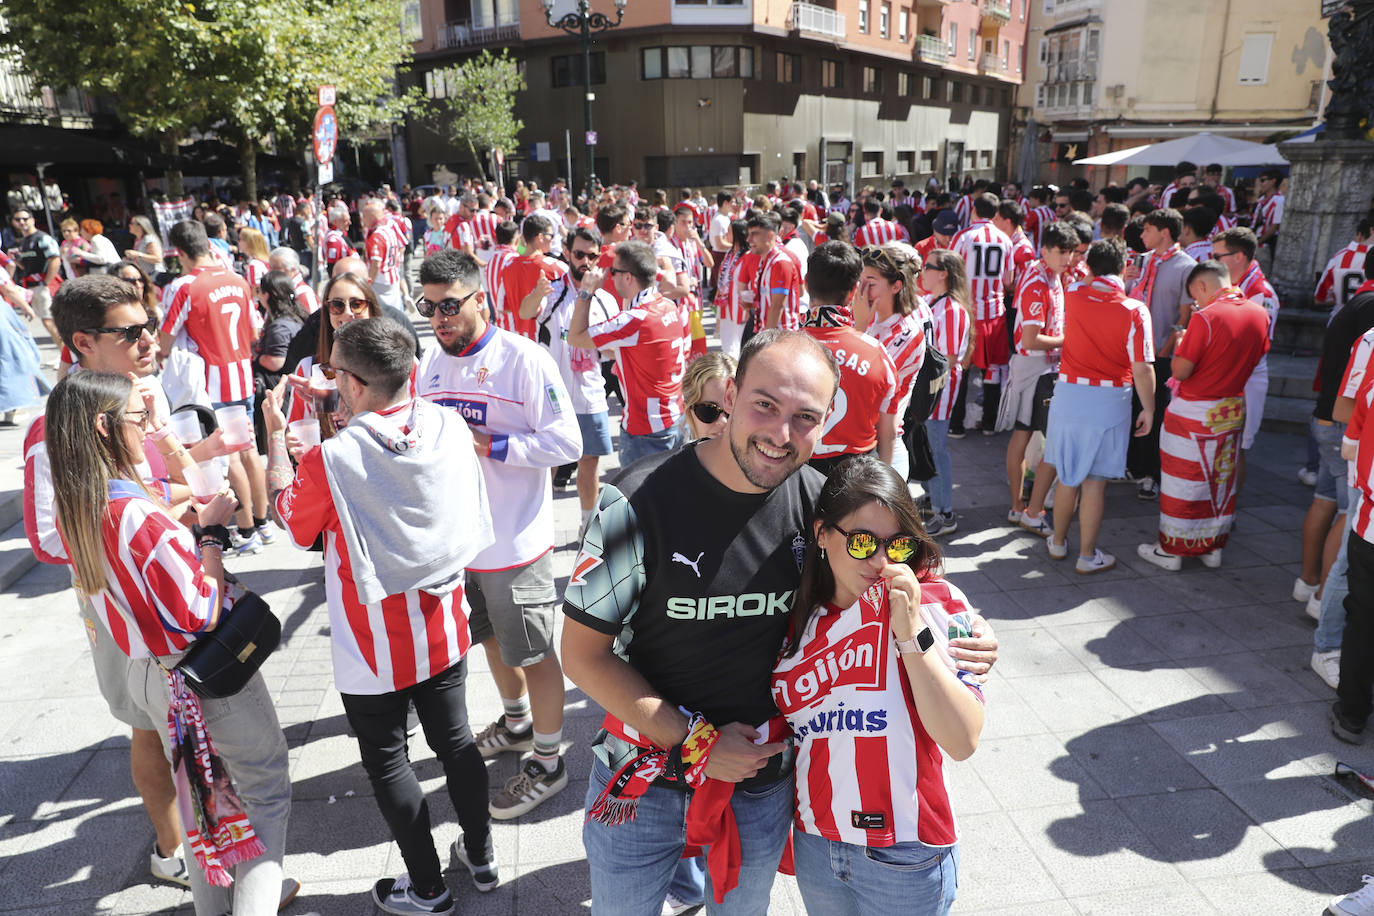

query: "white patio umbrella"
xmin=1074 ymin=131 xmax=1288 ymax=167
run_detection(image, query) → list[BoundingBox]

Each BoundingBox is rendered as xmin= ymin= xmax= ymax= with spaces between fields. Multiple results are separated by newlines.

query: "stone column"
xmin=1270 ymin=139 xmax=1374 ymax=310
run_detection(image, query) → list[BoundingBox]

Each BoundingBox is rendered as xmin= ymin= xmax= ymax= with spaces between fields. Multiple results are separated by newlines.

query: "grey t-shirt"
xmin=1127 ymin=247 xmax=1197 ymax=352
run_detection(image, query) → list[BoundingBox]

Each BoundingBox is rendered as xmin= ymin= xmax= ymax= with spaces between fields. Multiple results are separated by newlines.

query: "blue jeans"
xmin=924 ymin=418 xmax=954 ymax=514
xmin=582 ymin=758 xmax=793 ymax=915
xmin=618 ymin=425 xmax=681 ymax=469
xmin=791 ymin=829 xmax=959 ymax=916
xmin=1317 ymin=490 xmax=1359 ymax=654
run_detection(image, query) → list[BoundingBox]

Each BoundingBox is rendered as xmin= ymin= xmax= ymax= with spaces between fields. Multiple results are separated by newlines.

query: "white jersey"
xmin=536 ymin=275 xmax=619 ymax=416
xmin=415 ymin=326 xmax=581 ymax=571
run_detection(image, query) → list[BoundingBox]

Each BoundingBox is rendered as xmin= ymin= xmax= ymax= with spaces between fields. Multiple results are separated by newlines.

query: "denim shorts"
xmin=577 ymin=410 xmax=614 ymax=456
xmin=1312 ymin=417 xmax=1349 ymax=512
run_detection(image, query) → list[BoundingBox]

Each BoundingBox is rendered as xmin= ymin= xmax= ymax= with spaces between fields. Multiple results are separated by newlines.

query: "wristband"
xmin=192 ymin=524 xmax=232 ymax=551
xmin=149 ymin=424 xmax=175 ymax=442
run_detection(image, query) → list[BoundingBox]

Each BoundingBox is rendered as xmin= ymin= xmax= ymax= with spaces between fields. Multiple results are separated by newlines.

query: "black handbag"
xmin=176 ymin=591 xmax=281 ymax=699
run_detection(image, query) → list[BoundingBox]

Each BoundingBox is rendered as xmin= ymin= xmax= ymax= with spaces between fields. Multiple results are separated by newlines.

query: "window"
xmin=776 ymin=51 xmax=800 ymax=82
xmin=643 ymin=48 xmax=663 ymax=79
xmin=552 ymin=52 xmax=605 ymax=87
xmin=668 ymin=47 xmax=691 ymax=78
xmin=1036 ymin=83 xmax=1045 ymax=106
xmin=712 ymin=46 xmax=737 ymax=77
xmin=645 ymin=46 xmax=753 ymax=80
xmin=880 ymin=2 xmax=890 ymax=38
xmin=922 ymin=75 xmax=934 ymax=98
xmin=858 ymin=0 xmax=869 ymax=33
xmin=1238 ymin=33 xmax=1273 ymax=85
xmin=1068 ymin=82 xmax=1078 ymax=104
xmin=968 ymin=31 xmax=976 ymax=60
xmin=861 ymin=150 xmax=883 ymax=178
xmin=969 ymin=85 xmax=980 ymax=105
xmin=948 ymin=23 xmax=957 ymax=54
xmin=822 ymin=59 xmax=843 ymax=89
xmin=741 ymin=47 xmax=755 ymax=78
xmin=920 ymin=150 xmax=937 ymax=173
xmin=980 ymin=150 xmax=993 ymax=168
xmin=1038 ymin=37 xmax=1047 ymax=67
xmin=898 ymin=71 xmax=911 ymax=95
xmin=897 ymin=150 xmax=916 ymax=174
xmin=946 ymin=80 xmax=961 ymax=102
xmin=691 ymin=46 xmax=711 ymax=78
xmin=1003 ymin=40 xmax=1010 ymax=65
xmin=1086 ymin=30 xmax=1099 ymax=60
xmin=863 ymin=66 xmax=881 ymax=93
xmin=1082 ymin=80 xmax=1094 ymax=104
xmin=898 ymin=7 xmax=908 ymax=42
xmin=1042 ymin=0 xmax=1053 ymax=12
xmin=1020 ymin=0 xmax=1025 ymax=19
xmin=424 ymin=69 xmax=449 ymax=98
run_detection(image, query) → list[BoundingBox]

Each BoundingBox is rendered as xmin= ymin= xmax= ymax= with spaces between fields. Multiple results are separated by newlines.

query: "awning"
xmin=0 ymin=124 xmax=169 ymax=170
xmin=1074 ymin=130 xmax=1288 ymax=167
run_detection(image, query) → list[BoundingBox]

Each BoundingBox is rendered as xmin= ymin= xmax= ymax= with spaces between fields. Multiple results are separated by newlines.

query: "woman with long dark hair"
xmin=45 ymin=370 xmax=291 ymax=916
xmin=253 ymin=271 xmax=307 ymax=452
xmin=712 ymin=220 xmax=751 ymax=359
xmin=283 ymin=272 xmax=382 ymax=434
xmin=773 ymin=456 xmax=984 ymax=916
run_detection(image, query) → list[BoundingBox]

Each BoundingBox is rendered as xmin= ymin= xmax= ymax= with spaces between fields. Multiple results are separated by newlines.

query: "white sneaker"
xmin=662 ymin=892 xmax=699 ymax=915
xmin=1199 ymin=548 xmax=1222 ymax=568
xmin=1293 ymin=577 xmax=1320 ymax=603
xmin=149 ymin=842 xmax=190 ymax=888
xmin=1308 ymin=594 xmax=1323 ymax=621
xmin=1298 ymin=467 xmax=1318 ymax=487
xmin=1076 ymin=549 xmax=1117 ymax=575
xmin=1312 ymin=651 xmax=1341 ymax=691
xmin=1330 ymin=874 xmax=1374 ymax=916
xmin=1137 ymin=543 xmax=1181 ymax=571
xmin=1047 ymin=538 xmax=1069 ymax=560
xmin=1019 ymin=511 xmax=1054 ymax=538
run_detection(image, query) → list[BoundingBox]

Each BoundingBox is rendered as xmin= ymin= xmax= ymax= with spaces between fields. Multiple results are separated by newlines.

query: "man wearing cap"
xmin=916 ymin=210 xmax=961 ymax=268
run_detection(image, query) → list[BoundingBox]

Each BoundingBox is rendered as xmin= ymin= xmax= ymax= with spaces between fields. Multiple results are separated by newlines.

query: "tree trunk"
xmin=464 ymin=137 xmax=489 ymax=183
xmin=160 ymin=134 xmax=185 ymax=199
xmin=239 ymin=135 xmax=259 ymax=202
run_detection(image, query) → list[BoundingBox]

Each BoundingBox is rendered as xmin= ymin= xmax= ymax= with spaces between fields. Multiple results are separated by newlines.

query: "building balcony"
xmin=790 ymin=1 xmax=846 ymax=40
xmin=914 ymin=0 xmax=951 ymax=10
xmin=915 ymin=33 xmax=949 ymax=63
xmin=435 ymin=19 xmax=521 ymax=50
xmin=982 ymin=0 xmax=1010 ymax=26
xmin=1051 ymin=0 xmax=1100 ymax=18
xmin=980 ymin=52 xmax=1006 ymax=74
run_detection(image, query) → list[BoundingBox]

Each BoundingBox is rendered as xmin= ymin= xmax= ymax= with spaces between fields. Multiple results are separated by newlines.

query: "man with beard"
xmin=518 ymin=226 xmax=621 ymax=527
xmin=415 ymin=250 xmax=583 ymax=820
xmin=561 ymin=327 xmax=1001 ymax=912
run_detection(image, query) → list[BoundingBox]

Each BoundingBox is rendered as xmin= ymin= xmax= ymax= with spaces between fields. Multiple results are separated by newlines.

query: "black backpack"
xmin=905 ymin=309 xmax=950 ymax=423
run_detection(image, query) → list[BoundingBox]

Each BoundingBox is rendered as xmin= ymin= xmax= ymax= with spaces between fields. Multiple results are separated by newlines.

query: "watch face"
xmin=916 ymin=627 xmax=935 ymax=652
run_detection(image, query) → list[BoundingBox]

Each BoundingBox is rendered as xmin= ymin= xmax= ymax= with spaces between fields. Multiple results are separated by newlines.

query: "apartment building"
xmin=402 ymin=0 xmax=1028 ymax=192
xmin=1017 ymin=0 xmax=1327 ymax=185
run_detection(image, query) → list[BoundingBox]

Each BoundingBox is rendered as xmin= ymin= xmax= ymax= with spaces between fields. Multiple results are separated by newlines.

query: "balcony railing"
xmin=791 ymin=1 xmax=846 ymax=40
xmin=980 ymin=52 xmax=1006 ymax=73
xmin=915 ymin=33 xmax=949 ymax=63
xmin=435 ymin=19 xmax=522 ymax=50
xmin=1051 ymin=0 xmax=1100 ymax=17
xmin=982 ymin=0 xmax=1010 ymax=24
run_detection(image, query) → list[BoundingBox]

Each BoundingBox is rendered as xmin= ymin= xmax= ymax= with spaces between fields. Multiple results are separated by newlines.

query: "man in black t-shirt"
xmin=562 ymin=329 xmax=999 ymax=911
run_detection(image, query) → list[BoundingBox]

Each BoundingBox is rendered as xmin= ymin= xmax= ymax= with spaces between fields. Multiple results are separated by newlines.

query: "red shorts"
xmin=972 ymin=315 xmax=1009 ymax=370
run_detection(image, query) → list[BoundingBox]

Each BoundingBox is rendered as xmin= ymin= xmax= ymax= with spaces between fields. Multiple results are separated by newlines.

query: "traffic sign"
xmin=318 ymin=160 xmax=334 ymax=185
xmin=318 ymin=85 xmax=336 ymax=107
xmin=313 ymin=106 xmax=337 ymax=165
xmin=585 ymin=131 xmax=598 ymax=145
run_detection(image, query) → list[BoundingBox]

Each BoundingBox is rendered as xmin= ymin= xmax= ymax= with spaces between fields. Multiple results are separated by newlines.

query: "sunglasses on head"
xmin=82 ymin=316 xmax=158 ymax=344
xmin=690 ymin=401 xmax=728 ymax=425
xmin=861 ymin=245 xmax=910 ymax=275
xmin=833 ymin=524 xmax=919 ymax=563
xmin=416 ymin=288 xmax=478 ymax=317
xmin=326 ymin=296 xmax=370 ymax=315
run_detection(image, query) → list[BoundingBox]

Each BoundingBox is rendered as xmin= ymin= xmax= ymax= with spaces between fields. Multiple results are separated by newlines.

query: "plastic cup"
xmin=309 ymin=364 xmax=337 ymax=393
xmin=288 ymin=419 xmax=321 ymax=450
xmin=183 ymin=460 xmax=224 ymax=503
xmin=169 ymin=411 xmax=203 ymax=444
xmin=215 ymin=405 xmax=252 ymax=450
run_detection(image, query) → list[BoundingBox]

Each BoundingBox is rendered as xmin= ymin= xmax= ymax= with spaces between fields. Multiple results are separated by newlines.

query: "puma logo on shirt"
xmin=671 ymin=551 xmax=705 ymax=578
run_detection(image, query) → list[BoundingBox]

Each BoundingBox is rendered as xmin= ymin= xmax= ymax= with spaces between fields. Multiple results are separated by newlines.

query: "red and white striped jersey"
xmin=445 ymin=214 xmax=476 ymax=252
xmin=366 ymin=221 xmax=405 ymax=287
xmin=771 ymin=578 xmax=984 ymax=848
xmin=587 ymin=288 xmax=686 ymax=436
xmin=292 ymin=272 xmax=320 ymax=314
xmin=1008 ymin=230 xmax=1037 ymax=291
xmin=1343 ymin=369 xmax=1374 ymax=543
xmin=720 ymin=250 xmax=759 ymax=326
xmin=1316 ymin=242 xmax=1370 ymax=309
xmin=500 ymin=252 xmax=569 ymax=341
xmin=324 ymin=229 xmax=355 ymax=269
xmin=1212 ymin=214 xmax=1237 ymax=237
xmin=471 ymin=210 xmax=499 ymax=248
xmin=88 ymin=483 xmax=219 ymax=660
xmin=867 ymin=307 xmax=929 ymax=404
xmin=712 ymin=247 xmax=748 ymax=325
xmin=1058 ymin=276 xmax=1154 ymax=388
xmin=953 ymin=195 xmax=972 ymax=230
xmin=1210 ymin=184 xmax=1236 ymax=214
xmin=484 ymin=244 xmax=519 ymax=331
xmin=1237 ymin=261 xmax=1280 ymax=340
xmin=1026 ymin=205 xmax=1056 ymax=250
xmin=1159 ymin=181 xmax=1184 ymax=210
xmin=1252 ymin=193 xmax=1284 ymax=238
xmin=1340 ymin=327 xmax=1374 ymax=402
xmin=1185 ymin=240 xmax=1213 ymax=262
xmin=853 ymin=218 xmax=909 ymax=248
xmin=276 ymin=435 xmax=472 ymax=695
xmin=243 ymin=257 xmax=268 ymax=293
xmin=928 ymin=294 xmax=970 ymax=421
xmin=951 ymin=220 xmax=1013 ymax=323
xmin=753 ymin=244 xmax=805 ymax=331
xmin=1013 ymin=260 xmax=1064 ymax=361
xmin=806 ymin=324 xmax=900 ymax=457
xmin=387 ymin=212 xmax=412 ymax=245
xmin=160 ymin=265 xmax=256 ymax=402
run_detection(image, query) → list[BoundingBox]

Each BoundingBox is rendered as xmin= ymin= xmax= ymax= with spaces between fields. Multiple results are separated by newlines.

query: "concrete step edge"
xmin=0 ymin=520 xmax=38 ymax=594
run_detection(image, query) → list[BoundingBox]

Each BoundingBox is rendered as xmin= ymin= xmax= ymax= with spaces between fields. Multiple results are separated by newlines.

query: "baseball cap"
xmin=932 ymin=210 xmax=960 ymax=236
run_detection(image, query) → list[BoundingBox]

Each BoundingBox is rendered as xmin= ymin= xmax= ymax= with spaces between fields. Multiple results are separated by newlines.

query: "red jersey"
xmin=1058 ymin=276 xmax=1154 ymax=388
xmin=275 ymin=429 xmax=472 ymax=695
xmin=1008 ymin=230 xmax=1037 ymax=290
xmin=853 ymin=218 xmax=909 ymax=248
xmin=1316 ymin=242 xmax=1370 ymax=309
xmin=805 ymin=324 xmax=900 ymax=457
xmin=752 ymin=244 xmax=804 ymax=331
xmin=500 ymin=252 xmax=569 ymax=341
xmin=1342 ymin=368 xmax=1374 ymax=543
xmin=914 ymin=235 xmax=939 ymax=266
xmin=1012 ymin=260 xmax=1064 ymax=361
xmin=366 ymin=221 xmax=405 ymax=286
xmin=1173 ymin=290 xmax=1270 ymax=400
xmin=587 ymin=288 xmax=686 ymax=436
xmin=928 ymin=294 xmax=970 ymax=422
xmin=951 ymin=220 xmax=1013 ymax=323
xmin=324 ymin=228 xmax=355 ymax=268
xmin=772 ymin=578 xmax=983 ymax=848
xmin=160 ymin=264 xmax=256 ymax=402
xmin=292 ymin=273 xmax=320 ymax=314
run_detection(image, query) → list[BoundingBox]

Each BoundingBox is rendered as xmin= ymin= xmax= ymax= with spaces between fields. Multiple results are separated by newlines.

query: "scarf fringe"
xmin=588 ymin=795 xmax=640 ymax=827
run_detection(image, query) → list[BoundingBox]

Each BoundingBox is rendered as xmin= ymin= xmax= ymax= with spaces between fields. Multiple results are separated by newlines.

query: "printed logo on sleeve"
xmin=546 ymin=385 xmax=565 ymax=415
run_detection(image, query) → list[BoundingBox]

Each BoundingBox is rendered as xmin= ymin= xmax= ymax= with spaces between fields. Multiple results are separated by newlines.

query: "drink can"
xmin=948 ymin=611 xmax=974 ymax=642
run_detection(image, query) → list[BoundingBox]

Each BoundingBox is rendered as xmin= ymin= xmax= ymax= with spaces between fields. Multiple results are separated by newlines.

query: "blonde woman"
xmin=681 ymin=351 xmax=736 ymax=441
xmin=238 ymin=227 xmax=273 ymax=292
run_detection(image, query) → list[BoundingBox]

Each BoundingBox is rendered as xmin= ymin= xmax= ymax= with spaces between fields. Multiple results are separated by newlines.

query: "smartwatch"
xmin=895 ymin=627 xmax=934 ymax=655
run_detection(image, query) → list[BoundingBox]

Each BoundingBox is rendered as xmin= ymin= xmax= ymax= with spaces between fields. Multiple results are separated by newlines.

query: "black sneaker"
xmin=1330 ymin=701 xmax=1367 ymax=745
xmin=553 ymin=462 xmax=576 ymax=489
xmin=372 ymin=873 xmax=454 ymax=915
xmin=452 ymin=836 xmax=500 ymax=892
xmin=947 ymin=427 xmax=967 ymax=440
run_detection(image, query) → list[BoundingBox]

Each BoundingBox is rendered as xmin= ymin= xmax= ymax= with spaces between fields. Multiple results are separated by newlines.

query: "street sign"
xmin=585 ymin=130 xmax=598 ymax=145
xmin=1321 ymin=0 xmax=1347 ymax=17
xmin=495 ymin=149 xmax=505 ymax=168
xmin=318 ymin=160 xmax=334 ymax=185
xmin=317 ymin=85 xmax=336 ymax=107
xmin=529 ymin=142 xmax=551 ymax=162
xmin=313 ymin=106 xmax=337 ymax=165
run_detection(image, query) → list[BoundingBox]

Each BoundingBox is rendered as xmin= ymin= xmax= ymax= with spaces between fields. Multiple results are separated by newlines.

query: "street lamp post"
xmin=541 ymin=0 xmax=626 ymax=195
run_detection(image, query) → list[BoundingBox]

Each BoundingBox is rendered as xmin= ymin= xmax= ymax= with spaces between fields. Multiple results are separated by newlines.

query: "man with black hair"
xmin=1100 ymin=203 xmax=1131 ymax=242
xmin=1025 ymin=186 xmax=1057 ymax=250
xmin=951 ymin=192 xmax=1013 ymax=435
xmin=1252 ymin=168 xmax=1285 ymax=255
xmin=1160 ymin=161 xmax=1198 ymax=210
xmin=953 ymin=178 xmax=992 ymax=229
xmin=1212 ymin=227 xmax=1279 ymax=468
xmin=499 ymin=213 xmax=569 ymax=342
xmin=1180 ymin=206 xmax=1218 ymax=262
xmin=852 ymin=197 xmax=909 ymax=246
xmin=1123 ymin=208 xmax=1197 ymax=499
xmin=744 ymin=210 xmax=805 ymax=331
xmin=1316 ymin=220 xmax=1372 ymax=311
xmin=1202 ymin=163 xmax=1236 ymax=215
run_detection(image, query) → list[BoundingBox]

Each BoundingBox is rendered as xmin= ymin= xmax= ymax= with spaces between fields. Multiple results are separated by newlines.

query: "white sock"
xmin=502 ymin=696 xmax=532 ymax=733
xmin=532 ymin=729 xmax=563 ymax=772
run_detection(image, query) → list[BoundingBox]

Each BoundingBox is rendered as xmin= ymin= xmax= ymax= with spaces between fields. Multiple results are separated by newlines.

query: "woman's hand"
xmin=881 ymin=563 xmax=922 ymax=641
xmin=194 ymin=490 xmax=238 ymax=528
xmin=949 ymin=615 xmax=999 ymax=676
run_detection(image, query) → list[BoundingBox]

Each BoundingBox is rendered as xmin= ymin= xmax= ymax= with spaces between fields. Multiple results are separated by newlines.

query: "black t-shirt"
xmin=283 ymin=304 xmax=421 ymax=373
xmin=254 ymin=317 xmax=302 ymax=390
xmin=16 ymin=230 xmax=59 ymax=285
xmin=563 ymin=443 xmax=825 ymax=729
xmin=1316 ymin=291 xmax=1374 ymax=420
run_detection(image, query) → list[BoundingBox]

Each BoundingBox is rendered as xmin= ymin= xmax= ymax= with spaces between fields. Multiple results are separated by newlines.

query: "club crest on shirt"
xmin=792 ymin=532 xmax=807 ymax=569
xmin=476 ymin=367 xmax=490 ymax=385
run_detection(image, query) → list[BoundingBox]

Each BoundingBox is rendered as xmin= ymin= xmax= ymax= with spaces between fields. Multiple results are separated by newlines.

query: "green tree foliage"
xmin=3 ymin=0 xmax=422 ymax=198
xmin=431 ymin=50 xmax=525 ymax=182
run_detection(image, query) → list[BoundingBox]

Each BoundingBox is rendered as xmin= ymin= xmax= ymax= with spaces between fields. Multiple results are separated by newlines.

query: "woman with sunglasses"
xmin=915 ymin=250 xmax=976 ymax=538
xmin=681 ymin=351 xmax=736 ymax=441
xmin=773 ymin=455 xmax=984 ymax=916
xmin=44 ymin=369 xmax=292 ymax=916
xmin=284 ymin=273 xmax=382 ymax=433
